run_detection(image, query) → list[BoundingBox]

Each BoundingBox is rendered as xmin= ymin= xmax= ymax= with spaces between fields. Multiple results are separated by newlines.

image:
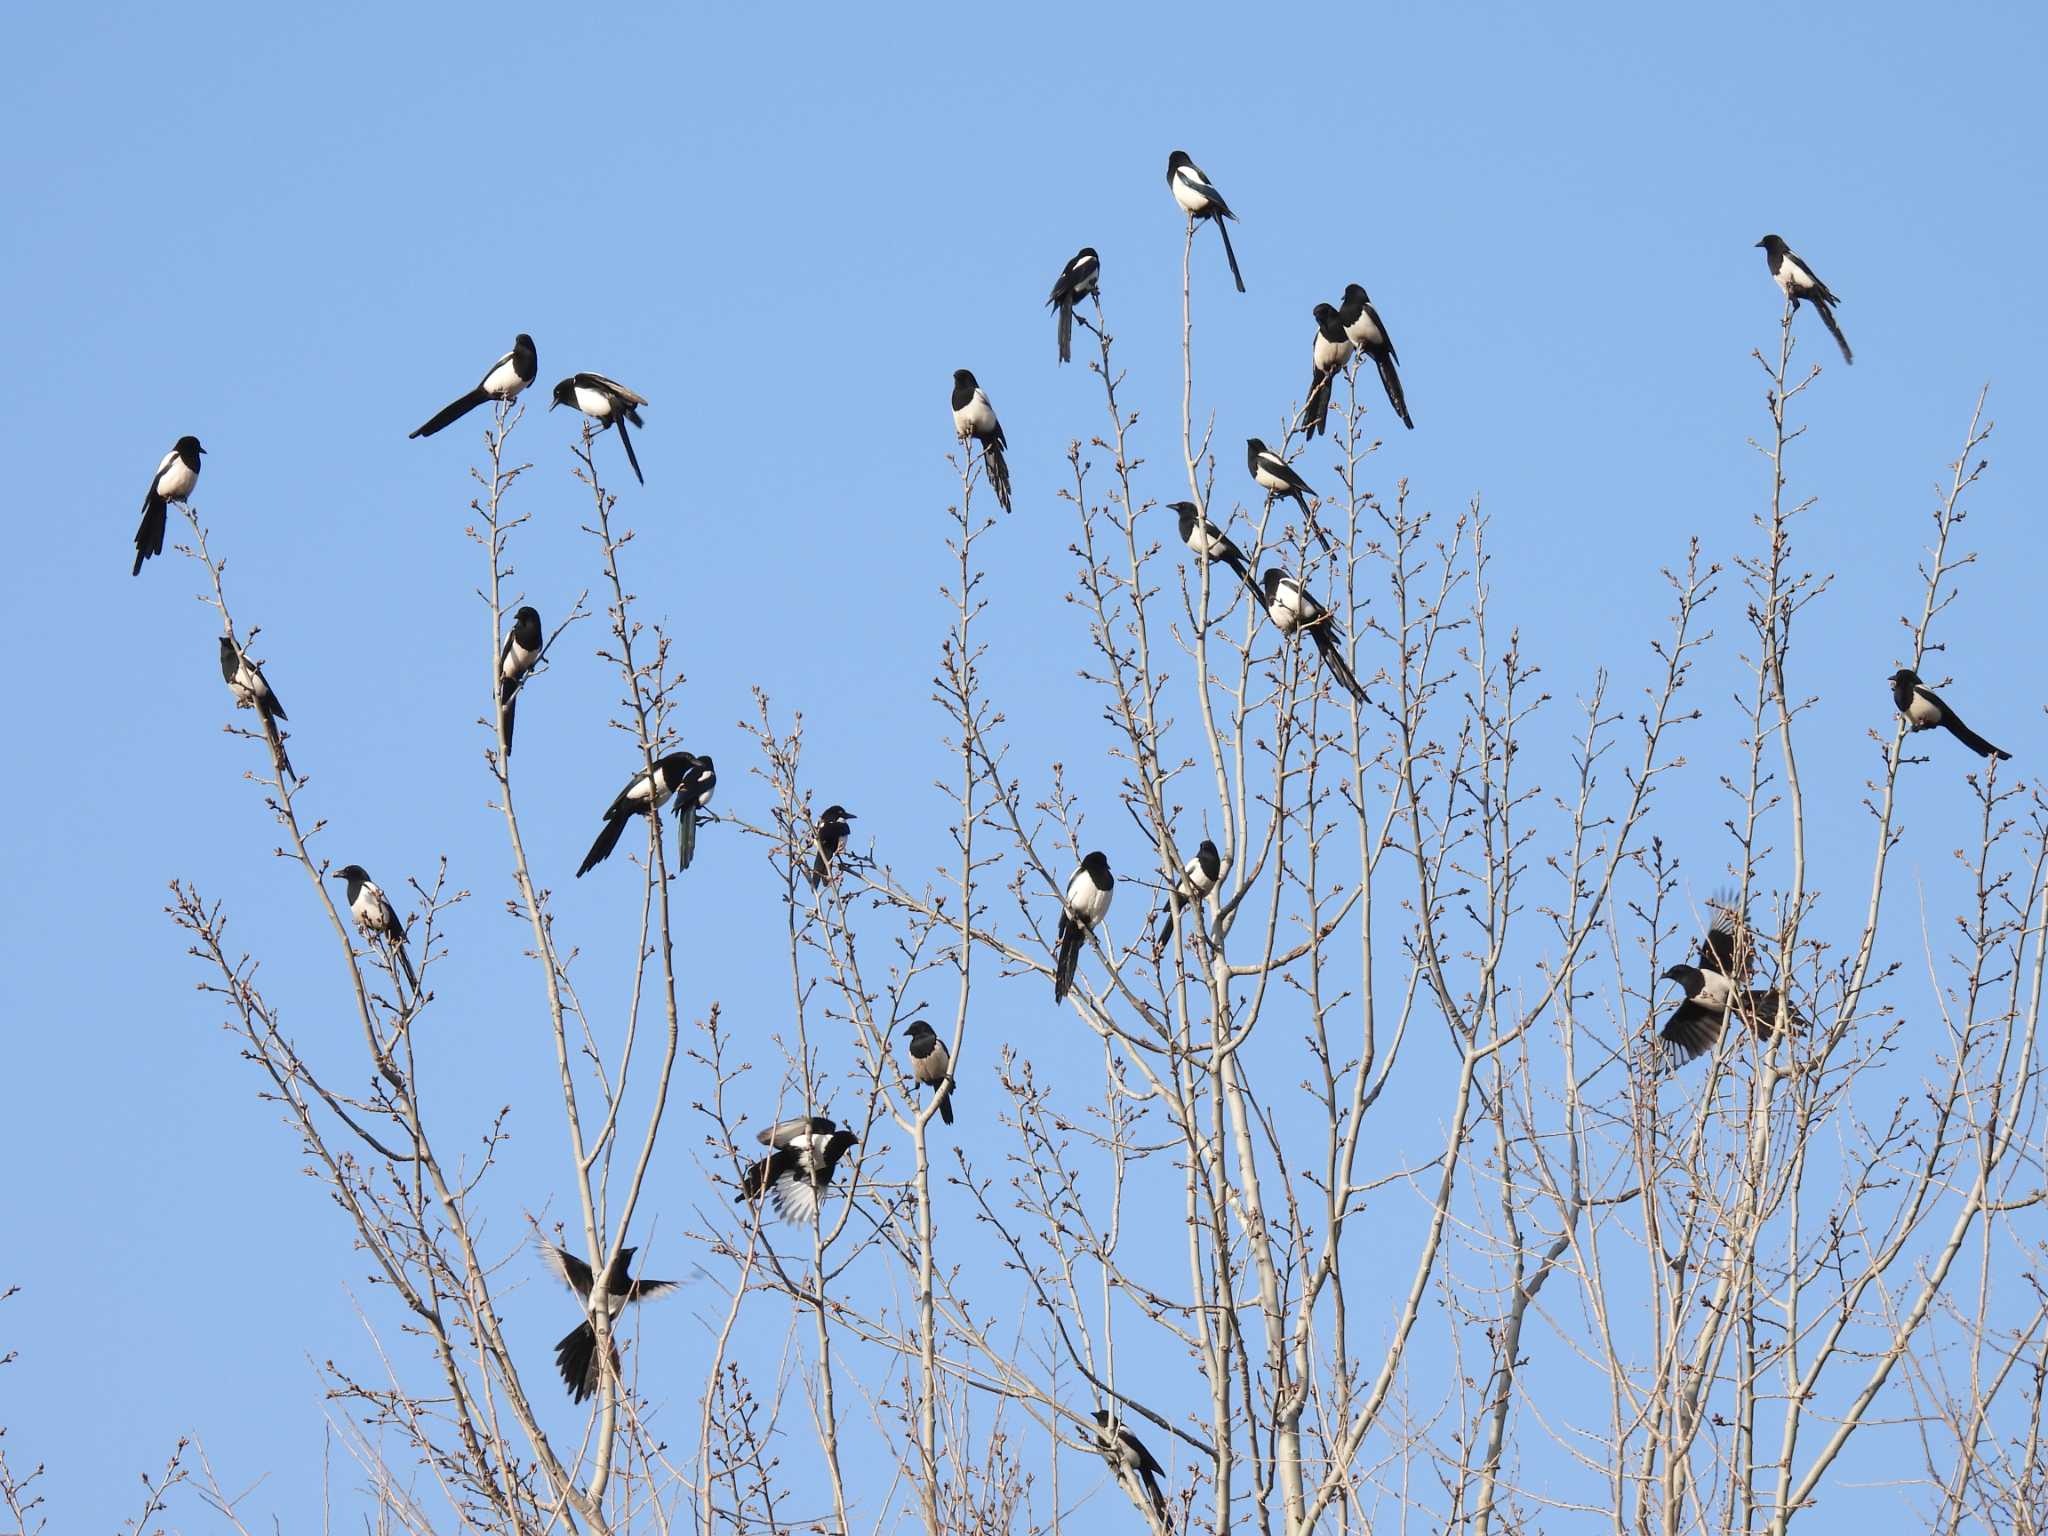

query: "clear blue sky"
xmin=3 ymin=2 xmax=2044 ymax=1527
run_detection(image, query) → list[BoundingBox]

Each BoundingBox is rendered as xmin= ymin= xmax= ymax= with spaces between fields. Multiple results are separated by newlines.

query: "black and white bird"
xmin=1155 ymin=838 xmax=1223 ymax=946
xmin=133 ymin=435 xmax=204 ymax=576
xmin=1246 ymin=440 xmax=1329 ymax=553
xmin=1047 ymin=247 xmax=1101 ymax=365
xmin=807 ymin=804 xmax=856 ymax=889
xmin=538 ymin=1242 xmax=678 ymax=1404
xmin=739 ymin=1117 xmax=860 ymax=1224
xmin=1890 ymin=669 xmax=2011 ymax=761
xmin=1091 ymin=1409 xmax=1170 ymax=1524
xmin=497 ymin=605 xmax=543 ymax=754
xmin=1298 ymin=303 xmax=1354 ymax=439
xmin=1657 ymin=897 xmax=1801 ymax=1071
xmin=1756 ymin=236 xmax=1852 ymax=365
xmin=219 ymin=635 xmax=294 ymax=782
xmin=1260 ymin=569 xmax=1368 ymax=704
xmin=331 ymin=864 xmax=417 ymax=989
xmin=1167 ymin=501 xmax=1259 ymax=597
xmin=551 ymin=373 xmax=649 ymax=484
xmin=951 ymin=369 xmax=1011 ymax=513
xmin=1053 ymin=851 xmax=1115 ymax=1003
xmin=575 ymin=752 xmax=712 ymax=878
xmin=903 ymin=1021 xmax=955 ymax=1126
xmin=409 ymin=334 xmax=537 ymax=438
xmin=1339 ymin=284 xmax=1413 ymax=430
xmin=1166 ymin=149 xmax=1244 ymax=293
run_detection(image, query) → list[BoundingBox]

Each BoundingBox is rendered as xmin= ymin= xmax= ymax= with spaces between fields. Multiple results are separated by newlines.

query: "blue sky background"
xmin=3 ymin=2 xmax=2044 ymax=1527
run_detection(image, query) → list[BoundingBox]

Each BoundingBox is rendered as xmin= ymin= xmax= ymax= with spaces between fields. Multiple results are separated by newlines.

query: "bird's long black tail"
xmin=554 ymin=1319 xmax=617 ymax=1404
xmin=808 ymin=849 xmax=829 ymax=889
xmin=392 ymin=938 xmax=419 ymax=991
xmin=1310 ymin=628 xmax=1369 ymax=704
xmin=500 ymin=691 xmax=519 ymax=755
xmin=1814 ymin=299 xmax=1854 ymax=366
xmin=677 ymin=809 xmax=698 ymax=870
xmin=1155 ymin=897 xmax=1183 ymax=947
xmin=1057 ymin=300 xmax=1074 ymax=365
xmin=409 ymin=386 xmax=489 ymax=439
xmin=1288 ymin=490 xmax=1334 ymax=556
xmin=1943 ymin=713 xmax=2010 ymax=760
xmin=1299 ymin=369 xmax=1334 ymax=439
xmin=935 ymin=1080 xmax=954 ymax=1126
xmin=984 ymin=442 xmax=1012 ymax=513
xmin=577 ymin=812 xmax=629 ymax=878
xmin=615 ymin=416 xmax=645 ymax=485
xmin=1214 ymin=218 xmax=1245 ymax=294
xmin=262 ymin=715 xmax=297 ymax=784
xmin=133 ymin=495 xmax=166 ymax=577
xmin=1139 ymin=1466 xmax=1170 ymax=1525
xmin=1375 ymin=353 xmax=1414 ymax=430
xmin=1053 ymin=920 xmax=1083 ymax=1002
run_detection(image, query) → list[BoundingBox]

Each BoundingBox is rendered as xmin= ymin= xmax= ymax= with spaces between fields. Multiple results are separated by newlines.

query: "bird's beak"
xmin=328 ymin=871 xmax=345 ymax=881
xmin=1754 ymin=239 xmax=1766 ymax=248
xmin=844 ymin=812 xmax=857 ymax=820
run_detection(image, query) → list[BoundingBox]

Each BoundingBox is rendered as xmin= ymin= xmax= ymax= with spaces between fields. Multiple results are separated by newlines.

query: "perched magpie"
xmin=551 ymin=374 xmax=649 ymax=484
xmin=1298 ymin=303 xmax=1354 ymax=439
xmin=903 ymin=1021 xmax=954 ymax=1126
xmin=1155 ymin=838 xmax=1223 ymax=946
xmin=133 ymin=435 xmax=204 ymax=576
xmin=1339 ymin=284 xmax=1413 ymax=430
xmin=670 ymin=754 xmax=717 ymax=870
xmin=1166 ymin=501 xmax=1258 ymax=599
xmin=1756 ymin=236 xmax=1852 ymax=365
xmin=1053 ymin=851 xmax=1115 ymax=1003
xmin=739 ymin=1117 xmax=860 ymax=1224
xmin=1246 ymin=439 xmax=1329 ymax=553
xmin=807 ymin=804 xmax=856 ymax=889
xmin=1047 ymin=247 xmax=1100 ymax=365
xmin=1166 ymin=149 xmax=1244 ymax=293
xmin=1657 ymin=897 xmax=1802 ymax=1071
xmin=1890 ymin=669 xmax=2010 ymax=760
xmin=219 ymin=635 xmax=294 ymax=782
xmin=1261 ymin=569 xmax=1367 ymax=704
xmin=538 ymin=1243 xmax=677 ymax=1404
xmin=951 ymin=369 xmax=1011 ymax=513
xmin=409 ymin=334 xmax=537 ymax=438
xmin=331 ymin=864 xmax=417 ymax=989
xmin=1091 ymin=1409 xmax=1170 ymax=1524
xmin=498 ymin=605 xmax=542 ymax=754
xmin=575 ymin=752 xmax=708 ymax=879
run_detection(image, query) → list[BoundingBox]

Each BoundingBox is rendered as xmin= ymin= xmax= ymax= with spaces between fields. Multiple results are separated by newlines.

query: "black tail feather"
xmin=1814 ymin=299 xmax=1854 ymax=366
xmin=1155 ymin=898 xmax=1184 ymax=946
xmin=500 ymin=691 xmax=519 ymax=755
xmin=984 ymin=441 xmax=1012 ymax=513
xmin=1944 ymin=714 xmax=2010 ymax=760
xmin=577 ymin=812 xmax=629 ymax=878
xmin=615 ymin=415 xmax=645 ymax=485
xmin=1214 ymin=218 xmax=1245 ymax=293
xmin=262 ymin=715 xmax=297 ymax=783
xmin=935 ymin=1082 xmax=954 ymax=1126
xmin=1057 ymin=300 xmax=1074 ymax=365
xmin=554 ymin=1320 xmax=617 ymax=1404
xmin=409 ymin=386 xmax=490 ymax=439
xmin=133 ymin=495 xmax=166 ymax=576
xmin=1053 ymin=921 xmax=1083 ymax=1002
xmin=808 ymin=849 xmax=829 ymax=889
xmin=1300 ymin=369 xmax=1335 ymax=438
xmin=1309 ymin=628 xmax=1369 ymax=704
xmin=677 ymin=810 xmax=698 ymax=870
xmin=1374 ymin=354 xmax=1413 ymax=430
xmin=393 ymin=938 xmax=419 ymax=991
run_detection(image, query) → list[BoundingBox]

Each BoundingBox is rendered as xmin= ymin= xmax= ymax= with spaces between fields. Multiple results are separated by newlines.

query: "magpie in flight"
xmin=538 ymin=1242 xmax=678 ymax=1404
xmin=1247 ymin=439 xmax=1330 ymax=553
xmin=1261 ymin=569 xmax=1367 ymax=704
xmin=1298 ymin=303 xmax=1354 ymax=439
xmin=1167 ymin=501 xmax=1259 ymax=598
xmin=739 ymin=1116 xmax=860 ymax=1224
xmin=133 ymin=435 xmax=204 ymax=576
xmin=1091 ymin=1409 xmax=1170 ymax=1524
xmin=1756 ymin=236 xmax=1852 ymax=365
xmin=903 ymin=1021 xmax=955 ymax=1126
xmin=551 ymin=373 xmax=649 ymax=484
xmin=1657 ymin=896 xmax=1802 ymax=1071
xmin=575 ymin=752 xmax=711 ymax=878
xmin=1155 ymin=838 xmax=1223 ymax=946
xmin=497 ymin=606 xmax=542 ymax=754
xmin=1047 ymin=247 xmax=1100 ymax=365
xmin=807 ymin=804 xmax=856 ymax=889
xmin=1890 ymin=669 xmax=2011 ymax=760
xmin=951 ymin=369 xmax=1012 ymax=512
xmin=409 ymin=334 xmax=537 ymax=438
xmin=1340 ymin=284 xmax=1413 ymax=430
xmin=219 ymin=635 xmax=294 ymax=782
xmin=1166 ymin=149 xmax=1244 ymax=293
xmin=1053 ymin=851 xmax=1115 ymax=1003
xmin=332 ymin=864 xmax=417 ymax=989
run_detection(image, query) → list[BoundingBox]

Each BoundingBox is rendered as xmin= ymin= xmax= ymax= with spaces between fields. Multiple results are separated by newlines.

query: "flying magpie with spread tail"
xmin=551 ymin=373 xmax=649 ymax=484
xmin=1047 ymin=247 xmax=1100 ymax=365
xmin=1167 ymin=501 xmax=1259 ymax=598
xmin=1155 ymin=838 xmax=1223 ymax=946
xmin=903 ymin=1021 xmax=955 ymax=1126
xmin=538 ymin=1242 xmax=678 ymax=1404
xmin=1091 ymin=1409 xmax=1170 ymax=1524
xmin=1756 ymin=236 xmax=1852 ymax=365
xmin=219 ymin=635 xmax=294 ymax=782
xmin=1261 ymin=569 xmax=1368 ymax=704
xmin=1298 ymin=303 xmax=1354 ymax=439
xmin=497 ymin=606 xmax=542 ymax=754
xmin=133 ymin=435 xmax=204 ymax=576
xmin=575 ymin=752 xmax=715 ymax=878
xmin=332 ymin=864 xmax=417 ymax=989
xmin=1247 ymin=440 xmax=1331 ymax=554
xmin=1053 ymin=851 xmax=1115 ymax=1003
xmin=807 ymin=804 xmax=856 ymax=889
xmin=1657 ymin=895 xmax=1803 ymax=1071
xmin=739 ymin=1117 xmax=860 ymax=1224
xmin=951 ymin=369 xmax=1012 ymax=512
xmin=409 ymin=334 xmax=537 ymax=438
xmin=1340 ymin=284 xmax=1413 ymax=430
xmin=1890 ymin=669 xmax=2011 ymax=760
xmin=1166 ymin=149 xmax=1244 ymax=293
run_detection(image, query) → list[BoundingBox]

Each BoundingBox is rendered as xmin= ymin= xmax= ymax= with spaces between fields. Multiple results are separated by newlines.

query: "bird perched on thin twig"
xmin=1756 ymin=235 xmax=1852 ymax=365
xmin=409 ymin=334 xmax=537 ymax=439
xmin=133 ymin=435 xmax=204 ymax=576
xmin=1298 ymin=303 xmax=1354 ymax=439
xmin=1166 ymin=149 xmax=1244 ymax=293
xmin=537 ymin=1243 xmax=678 ymax=1404
xmin=951 ymin=369 xmax=1011 ymax=512
xmin=551 ymin=373 xmax=649 ymax=484
xmin=497 ymin=605 xmax=542 ymax=754
xmin=740 ymin=1117 xmax=860 ymax=1223
xmin=1167 ymin=501 xmax=1259 ymax=599
xmin=1656 ymin=894 xmax=1802 ymax=1071
xmin=1047 ymin=247 xmax=1100 ymax=365
xmin=1890 ymin=669 xmax=2010 ymax=761
xmin=1155 ymin=839 xmax=1223 ymax=947
xmin=1092 ymin=1409 xmax=1171 ymax=1524
xmin=332 ymin=864 xmax=417 ymax=989
xmin=1246 ymin=439 xmax=1330 ymax=553
xmin=1339 ymin=284 xmax=1413 ymax=430
xmin=1054 ymin=852 xmax=1115 ymax=1003
xmin=903 ymin=1022 xmax=954 ymax=1126
xmin=807 ymin=804 xmax=856 ymax=889
xmin=575 ymin=752 xmax=713 ymax=878
xmin=1260 ymin=569 xmax=1367 ymax=704
xmin=219 ymin=635 xmax=294 ymax=782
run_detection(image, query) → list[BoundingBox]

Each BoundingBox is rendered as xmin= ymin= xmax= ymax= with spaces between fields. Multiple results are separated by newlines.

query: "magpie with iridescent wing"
xmin=1260 ymin=569 xmax=1367 ymax=704
xmin=1298 ymin=302 xmax=1354 ymax=439
xmin=575 ymin=752 xmax=711 ymax=878
xmin=1890 ymin=669 xmax=2010 ymax=760
xmin=332 ymin=864 xmax=417 ymax=989
xmin=739 ymin=1117 xmax=860 ymax=1224
xmin=1340 ymin=284 xmax=1413 ymax=430
xmin=1167 ymin=500 xmax=1259 ymax=599
xmin=551 ymin=373 xmax=649 ymax=484
xmin=1047 ymin=247 xmax=1100 ymax=365
xmin=1155 ymin=838 xmax=1223 ymax=946
xmin=1166 ymin=149 xmax=1244 ymax=293
xmin=1246 ymin=439 xmax=1329 ymax=554
xmin=1657 ymin=895 xmax=1803 ymax=1071
xmin=903 ymin=1021 xmax=955 ymax=1126
xmin=497 ymin=605 xmax=542 ymax=754
xmin=538 ymin=1243 xmax=678 ymax=1404
xmin=808 ymin=804 xmax=856 ymax=889
xmin=219 ymin=635 xmax=294 ymax=782
xmin=1053 ymin=851 xmax=1115 ymax=1003
xmin=133 ymin=435 xmax=204 ymax=576
xmin=1756 ymin=235 xmax=1853 ymax=365
xmin=1092 ymin=1409 xmax=1171 ymax=1524
xmin=951 ymin=369 xmax=1012 ymax=512
xmin=409 ymin=334 xmax=537 ymax=438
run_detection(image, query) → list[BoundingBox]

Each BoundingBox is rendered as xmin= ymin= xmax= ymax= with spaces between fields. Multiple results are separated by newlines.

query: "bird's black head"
xmin=332 ymin=863 xmax=369 ymax=884
xmin=952 ymin=368 xmax=978 ymax=389
xmin=820 ymin=804 xmax=854 ymax=823
xmin=1313 ymin=301 xmax=1340 ymax=325
xmin=548 ymin=378 xmax=576 ymax=410
xmin=1091 ymin=1408 xmax=1113 ymax=1427
xmin=1081 ymin=849 xmax=1112 ymax=882
xmin=1662 ymin=963 xmax=1703 ymax=990
xmin=1259 ymin=568 xmax=1285 ymax=599
xmin=512 ymin=605 xmax=542 ymax=639
xmin=1756 ymin=234 xmax=1786 ymax=252
xmin=1889 ymin=668 xmax=1919 ymax=687
xmin=175 ymin=434 xmax=206 ymax=460
xmin=1164 ymin=500 xmax=1198 ymax=516
xmin=1075 ymin=245 xmax=1098 ymax=262
xmin=1342 ymin=282 xmax=1371 ymax=306
xmin=514 ymin=332 xmax=536 ymax=355
xmin=825 ymin=1129 xmax=859 ymax=1157
xmin=615 ymin=1245 xmax=638 ymax=1269
xmin=903 ymin=1020 xmax=936 ymax=1038
xmin=218 ymin=634 xmax=238 ymax=659
xmin=692 ymin=753 xmax=716 ymax=775
xmin=1197 ymin=837 xmax=1221 ymax=865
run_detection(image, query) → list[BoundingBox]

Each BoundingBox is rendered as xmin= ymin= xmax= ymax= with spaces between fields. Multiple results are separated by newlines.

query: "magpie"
xmin=903 ymin=1021 xmax=954 ymax=1126
xmin=574 ymin=752 xmax=707 ymax=878
xmin=1657 ymin=897 xmax=1802 ymax=1071
xmin=1339 ymin=284 xmax=1413 ymax=430
xmin=739 ymin=1116 xmax=860 ymax=1224
xmin=1890 ymin=669 xmax=2010 ymax=760
xmin=409 ymin=334 xmax=537 ymax=438
xmin=219 ymin=635 xmax=294 ymax=782
xmin=1167 ymin=501 xmax=1258 ymax=596
xmin=670 ymin=754 xmax=717 ymax=870
xmin=1298 ymin=303 xmax=1354 ymax=439
xmin=550 ymin=374 xmax=649 ymax=484
xmin=1053 ymin=851 xmax=1115 ymax=1003
xmin=1247 ymin=439 xmax=1330 ymax=553
xmin=1756 ymin=236 xmax=1852 ymax=365
xmin=538 ymin=1243 xmax=678 ymax=1404
xmin=1155 ymin=838 xmax=1223 ymax=946
xmin=1260 ymin=569 xmax=1368 ymax=704
xmin=807 ymin=804 xmax=856 ymax=889
xmin=331 ymin=864 xmax=417 ymax=989
xmin=1091 ymin=1409 xmax=1170 ymax=1524
xmin=1166 ymin=149 xmax=1244 ymax=293
xmin=951 ymin=369 xmax=1012 ymax=513
xmin=1047 ymin=247 xmax=1100 ymax=365
xmin=497 ymin=606 xmax=542 ymax=754
xmin=133 ymin=435 xmax=204 ymax=576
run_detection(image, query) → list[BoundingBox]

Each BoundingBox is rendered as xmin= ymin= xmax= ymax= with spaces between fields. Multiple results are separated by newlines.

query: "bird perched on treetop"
xmin=331 ymin=864 xmax=417 ymax=990
xmin=1166 ymin=149 xmax=1244 ymax=293
xmin=739 ymin=1117 xmax=860 ymax=1224
xmin=1261 ymin=569 xmax=1367 ymax=704
xmin=575 ymin=752 xmax=714 ymax=878
xmin=1047 ymin=247 xmax=1100 ymax=365
xmin=551 ymin=373 xmax=649 ymax=484
xmin=1755 ymin=235 xmax=1853 ymax=365
xmin=409 ymin=334 xmax=537 ymax=439
xmin=1246 ymin=439 xmax=1331 ymax=554
xmin=1339 ymin=284 xmax=1413 ymax=431
xmin=219 ymin=634 xmax=294 ymax=782
xmin=903 ymin=1021 xmax=955 ymax=1126
xmin=1053 ymin=852 xmax=1115 ymax=1003
xmin=133 ymin=435 xmax=204 ymax=577
xmin=951 ymin=369 xmax=1011 ymax=513
xmin=1889 ymin=669 xmax=2010 ymax=761
xmin=497 ymin=605 xmax=542 ymax=755
xmin=1298 ymin=303 xmax=1354 ymax=439
xmin=808 ymin=804 xmax=856 ymax=889
xmin=537 ymin=1242 xmax=678 ymax=1404
xmin=1657 ymin=894 xmax=1803 ymax=1071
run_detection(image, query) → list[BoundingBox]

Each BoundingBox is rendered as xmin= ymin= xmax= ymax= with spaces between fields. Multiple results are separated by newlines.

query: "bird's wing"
xmin=540 ymin=1243 xmax=596 ymax=1296
xmin=580 ymin=373 xmax=648 ymax=406
xmin=757 ymin=1115 xmax=835 ymax=1147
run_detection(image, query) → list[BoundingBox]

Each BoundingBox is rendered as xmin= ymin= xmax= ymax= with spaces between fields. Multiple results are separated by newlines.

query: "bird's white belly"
xmin=1696 ymin=970 xmax=1735 ymax=1008
xmin=158 ymin=459 xmax=198 ymax=501
xmin=483 ymin=358 xmax=525 ymax=397
xmin=576 ymin=387 xmax=614 ymax=419
xmin=1313 ymin=335 xmax=1351 ymax=372
xmin=1906 ymin=693 xmax=1942 ymax=727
